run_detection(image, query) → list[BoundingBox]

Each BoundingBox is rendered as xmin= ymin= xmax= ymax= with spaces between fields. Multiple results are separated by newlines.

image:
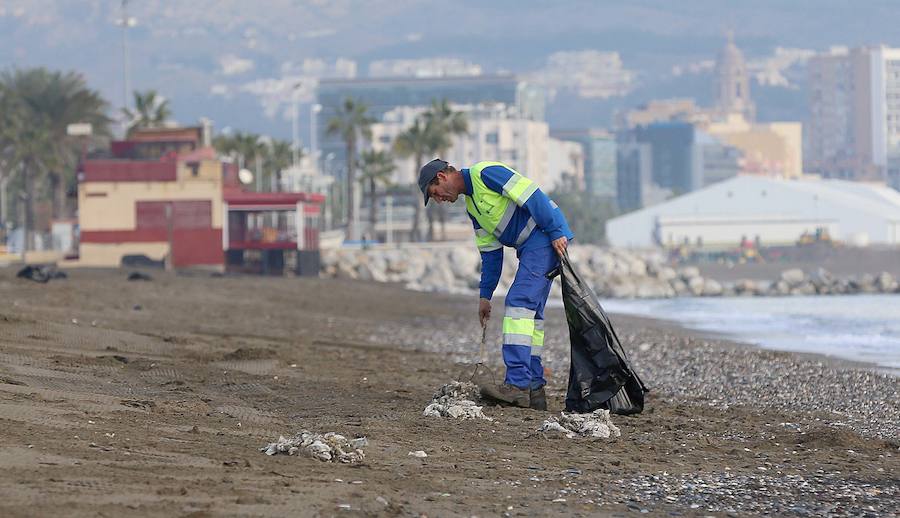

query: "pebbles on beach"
xmin=613 ymin=470 xmax=900 ymax=517
xmin=260 ymin=431 xmax=367 ymax=463
xmin=540 ymin=409 xmax=621 ymax=439
xmin=423 ymin=381 xmax=493 ymax=421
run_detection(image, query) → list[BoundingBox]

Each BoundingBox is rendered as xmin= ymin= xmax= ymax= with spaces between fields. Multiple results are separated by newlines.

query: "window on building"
xmin=486 ymin=132 xmax=498 ymax=144
xmin=379 ymin=135 xmax=391 ymax=144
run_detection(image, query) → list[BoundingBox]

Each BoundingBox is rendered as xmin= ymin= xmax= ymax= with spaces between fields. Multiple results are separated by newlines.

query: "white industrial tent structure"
xmin=606 ymin=176 xmax=900 ymax=248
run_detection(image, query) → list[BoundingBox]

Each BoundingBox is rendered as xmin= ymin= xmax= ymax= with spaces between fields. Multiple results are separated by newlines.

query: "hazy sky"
xmin=2 ymin=0 xmax=898 ymax=137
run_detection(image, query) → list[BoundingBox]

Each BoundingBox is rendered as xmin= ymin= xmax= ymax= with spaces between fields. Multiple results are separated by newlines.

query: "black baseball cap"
xmin=418 ymin=158 xmax=448 ymax=206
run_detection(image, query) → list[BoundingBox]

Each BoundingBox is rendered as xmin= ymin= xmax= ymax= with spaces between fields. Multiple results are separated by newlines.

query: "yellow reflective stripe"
xmin=475 ymin=228 xmax=501 ymax=251
xmin=504 ymin=175 xmax=537 ymax=205
xmin=532 ymin=319 xmax=545 ymax=347
xmin=503 ymin=316 xmax=534 ymax=336
xmin=476 ymin=240 xmax=502 ymax=252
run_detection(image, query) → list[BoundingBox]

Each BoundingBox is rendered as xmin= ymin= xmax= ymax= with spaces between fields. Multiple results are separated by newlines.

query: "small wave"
xmin=600 ymin=294 xmax=900 ymax=373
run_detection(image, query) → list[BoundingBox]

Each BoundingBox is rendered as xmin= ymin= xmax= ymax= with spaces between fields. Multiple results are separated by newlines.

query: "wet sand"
xmin=0 ymin=269 xmax=896 ymax=517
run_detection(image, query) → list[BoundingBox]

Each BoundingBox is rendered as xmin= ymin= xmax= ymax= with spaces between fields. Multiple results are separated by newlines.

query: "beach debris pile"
xmin=260 ymin=431 xmax=367 ymax=463
xmin=16 ymin=265 xmax=66 ymax=283
xmin=423 ymin=381 xmax=493 ymax=421
xmin=540 ymin=409 xmax=621 ymax=439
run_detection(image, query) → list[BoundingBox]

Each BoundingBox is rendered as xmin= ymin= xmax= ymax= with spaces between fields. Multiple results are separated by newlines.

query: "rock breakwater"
xmin=321 ymin=245 xmax=900 ymax=299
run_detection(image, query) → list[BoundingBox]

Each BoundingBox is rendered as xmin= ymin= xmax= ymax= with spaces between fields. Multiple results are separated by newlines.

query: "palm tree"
xmin=213 ymin=131 xmax=271 ymax=190
xmin=326 ymin=98 xmax=374 ymax=241
xmin=264 ymin=139 xmax=294 ymax=192
xmin=0 ymin=68 xmax=110 ymax=248
xmin=123 ymin=90 xmax=172 ymax=133
xmin=421 ymin=100 xmax=468 ymax=241
xmin=357 ymin=149 xmax=395 ymax=238
xmin=393 ymin=118 xmax=437 ymax=242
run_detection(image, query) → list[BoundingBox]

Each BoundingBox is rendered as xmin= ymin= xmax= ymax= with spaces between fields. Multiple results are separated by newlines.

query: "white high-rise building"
xmin=368 ymin=104 xmax=550 ymax=187
xmin=806 ymin=45 xmax=900 ymax=188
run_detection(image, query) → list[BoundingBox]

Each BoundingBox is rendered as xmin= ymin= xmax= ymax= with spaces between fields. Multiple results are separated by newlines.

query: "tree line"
xmin=327 ymin=98 xmax=468 ymax=242
xmin=0 ymin=66 xmax=610 ymax=252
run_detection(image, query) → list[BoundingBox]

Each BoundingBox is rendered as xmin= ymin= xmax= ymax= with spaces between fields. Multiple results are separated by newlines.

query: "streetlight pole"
xmin=118 ymin=0 xmax=136 ymax=133
xmin=292 ymin=83 xmax=302 ymax=169
xmin=310 ymin=103 xmax=322 ymax=175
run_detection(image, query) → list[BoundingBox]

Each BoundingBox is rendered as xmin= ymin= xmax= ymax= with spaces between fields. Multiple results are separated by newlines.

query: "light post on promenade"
xmin=292 ymin=82 xmax=303 ymax=169
xmin=117 ymin=0 xmax=137 ymax=133
xmin=310 ymin=103 xmax=322 ymax=175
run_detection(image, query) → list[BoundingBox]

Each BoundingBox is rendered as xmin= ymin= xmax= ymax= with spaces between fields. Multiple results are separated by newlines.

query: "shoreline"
xmin=0 ymin=270 xmax=896 ymax=516
xmin=607 ymin=312 xmax=891 ymax=376
xmin=605 ymin=307 xmax=900 ymax=378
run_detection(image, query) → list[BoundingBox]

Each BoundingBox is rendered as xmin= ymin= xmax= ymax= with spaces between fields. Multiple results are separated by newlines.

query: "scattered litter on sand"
xmin=17 ymin=265 xmax=65 ymax=283
xmin=539 ymin=409 xmax=621 ymax=439
xmin=127 ymin=271 xmax=153 ymax=281
xmin=260 ymin=431 xmax=367 ymax=463
xmin=408 ymin=450 xmax=427 ymax=458
xmin=423 ymin=381 xmax=493 ymax=421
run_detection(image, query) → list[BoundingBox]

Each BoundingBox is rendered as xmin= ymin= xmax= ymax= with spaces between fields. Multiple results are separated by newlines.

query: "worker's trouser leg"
xmin=503 ymin=246 xmax=557 ymax=390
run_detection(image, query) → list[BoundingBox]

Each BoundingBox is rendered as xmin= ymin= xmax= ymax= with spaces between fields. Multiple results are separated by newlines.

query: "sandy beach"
xmin=0 ymin=268 xmax=896 ymax=517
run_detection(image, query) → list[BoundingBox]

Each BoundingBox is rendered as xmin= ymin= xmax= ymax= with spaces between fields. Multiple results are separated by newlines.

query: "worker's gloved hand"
xmin=552 ymin=236 xmax=568 ymax=257
xmin=478 ymin=298 xmax=492 ymax=326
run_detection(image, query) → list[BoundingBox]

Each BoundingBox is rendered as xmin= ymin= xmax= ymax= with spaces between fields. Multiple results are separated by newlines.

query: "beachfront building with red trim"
xmin=78 ymin=127 xmax=323 ymax=273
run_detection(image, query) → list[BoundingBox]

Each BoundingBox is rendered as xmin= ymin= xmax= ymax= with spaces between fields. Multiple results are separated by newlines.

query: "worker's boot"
xmin=529 ymin=386 xmax=548 ymax=411
xmin=479 ymin=383 xmax=530 ymax=408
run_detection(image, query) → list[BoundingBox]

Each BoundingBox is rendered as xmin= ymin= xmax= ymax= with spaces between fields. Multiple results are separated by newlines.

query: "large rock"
xmin=670 ymin=279 xmax=690 ymax=296
xmin=810 ymin=267 xmax=833 ymax=286
xmin=780 ymin=268 xmax=805 ymax=286
xmin=687 ymin=276 xmax=705 ymax=296
xmin=851 ymin=273 xmax=877 ymax=293
xmin=421 ymin=262 xmax=455 ymax=292
xmin=588 ymin=253 xmax=616 ymax=275
xmin=678 ymin=266 xmax=700 ymax=281
xmin=654 ymin=266 xmax=678 ymax=282
xmin=627 ymin=258 xmax=647 ymax=277
xmin=773 ymin=280 xmax=789 ymax=296
xmin=609 ymin=279 xmax=636 ymax=298
xmin=789 ymin=282 xmax=816 ymax=296
xmin=335 ymin=255 xmax=359 ymax=280
xmin=449 ymin=247 xmax=479 ymax=280
xmin=639 ymin=278 xmax=675 ymax=298
xmin=876 ymin=272 xmax=898 ymax=292
xmin=702 ymin=279 xmax=723 ymax=296
xmin=734 ymin=279 xmax=757 ymax=295
xmin=384 ymin=251 xmax=409 ymax=274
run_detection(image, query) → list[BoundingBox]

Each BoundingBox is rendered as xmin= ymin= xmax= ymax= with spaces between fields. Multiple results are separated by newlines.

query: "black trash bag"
xmin=16 ymin=265 xmax=52 ymax=283
xmin=127 ymin=271 xmax=153 ymax=281
xmin=556 ymin=251 xmax=648 ymax=415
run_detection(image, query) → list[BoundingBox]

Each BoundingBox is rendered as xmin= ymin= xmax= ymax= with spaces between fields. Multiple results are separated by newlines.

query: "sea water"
xmin=597 ymin=294 xmax=900 ymax=375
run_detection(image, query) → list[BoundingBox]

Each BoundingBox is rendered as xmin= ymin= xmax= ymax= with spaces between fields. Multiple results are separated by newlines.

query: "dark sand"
xmin=0 ymin=269 xmax=896 ymax=517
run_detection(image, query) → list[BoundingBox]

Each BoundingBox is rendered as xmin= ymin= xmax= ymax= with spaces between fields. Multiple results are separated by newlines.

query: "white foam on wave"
xmin=597 ymin=294 xmax=900 ymax=373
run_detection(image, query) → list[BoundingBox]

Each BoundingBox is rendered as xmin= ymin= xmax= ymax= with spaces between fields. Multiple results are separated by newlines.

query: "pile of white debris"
xmin=423 ymin=381 xmax=493 ymax=421
xmin=540 ymin=409 xmax=621 ymax=439
xmin=260 ymin=430 xmax=367 ymax=463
